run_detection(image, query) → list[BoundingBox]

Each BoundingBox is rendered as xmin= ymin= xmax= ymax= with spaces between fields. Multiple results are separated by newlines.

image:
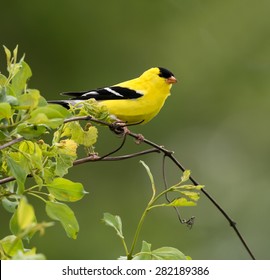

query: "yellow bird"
xmin=51 ymin=67 xmax=177 ymax=124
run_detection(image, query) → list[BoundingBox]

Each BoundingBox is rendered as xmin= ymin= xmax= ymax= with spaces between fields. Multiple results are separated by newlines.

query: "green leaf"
xmin=133 ymin=241 xmax=152 ymax=260
xmin=45 ymin=201 xmax=79 ymax=239
xmin=133 ymin=241 xmax=188 ymax=260
xmin=140 ymin=160 xmax=156 ymax=195
xmin=19 ymin=141 xmax=43 ymax=170
xmin=16 ymin=89 xmax=40 ymax=110
xmin=0 ymin=130 xmax=9 ymax=141
xmin=77 ymin=125 xmax=98 ymax=147
xmin=55 ymin=154 xmax=74 ymax=177
xmin=0 ymin=86 xmax=19 ymax=105
xmin=0 ymin=235 xmax=24 ymax=257
xmin=0 ymin=102 xmax=12 ymax=119
xmin=3 ymin=46 xmax=12 ymax=68
xmin=54 ymin=140 xmax=78 ymax=177
xmin=29 ymin=104 xmax=71 ymax=129
xmin=17 ymin=123 xmax=48 ymax=139
xmin=2 ymin=197 xmax=19 ymax=213
xmin=0 ymin=73 xmax=7 ymax=85
xmin=102 ymin=212 xmax=124 ymax=239
xmin=151 ymin=246 xmax=188 ymax=260
xmin=10 ymin=207 xmax=20 ymax=235
xmin=6 ymin=156 xmax=28 ymax=194
xmin=11 ymin=61 xmax=32 ymax=96
xmin=46 ymin=178 xmax=87 ymax=202
xmin=12 ymin=250 xmax=46 ymax=260
xmin=5 ymin=94 xmax=18 ymax=106
xmin=62 ymin=122 xmax=98 ymax=147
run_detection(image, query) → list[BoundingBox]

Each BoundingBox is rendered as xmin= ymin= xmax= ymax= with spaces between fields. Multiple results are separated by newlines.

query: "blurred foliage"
xmin=0 ymin=47 xmax=92 ymax=259
xmin=1 ymin=0 xmax=270 ymax=259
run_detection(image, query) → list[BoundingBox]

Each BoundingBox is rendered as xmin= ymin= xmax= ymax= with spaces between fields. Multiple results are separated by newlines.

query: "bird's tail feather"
xmin=47 ymin=100 xmax=70 ymax=109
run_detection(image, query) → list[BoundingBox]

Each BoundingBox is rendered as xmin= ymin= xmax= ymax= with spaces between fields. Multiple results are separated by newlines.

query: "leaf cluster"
xmin=0 ymin=46 xmax=110 ymax=259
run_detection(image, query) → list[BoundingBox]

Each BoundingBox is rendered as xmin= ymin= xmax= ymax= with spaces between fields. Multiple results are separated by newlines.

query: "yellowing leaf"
xmin=16 ymin=89 xmax=40 ymax=110
xmin=181 ymin=170 xmax=191 ymax=182
xmin=62 ymin=121 xmax=98 ymax=147
xmin=19 ymin=141 xmax=43 ymax=170
xmin=0 ymin=103 xmax=12 ymax=119
xmin=0 ymin=235 xmax=24 ymax=257
xmin=179 ymin=184 xmax=204 ymax=190
xmin=17 ymin=197 xmax=36 ymax=230
xmin=180 ymin=191 xmax=200 ymax=201
xmin=169 ymin=197 xmax=196 ymax=207
xmin=57 ymin=139 xmax=78 ymax=157
xmin=54 ymin=140 xmax=78 ymax=177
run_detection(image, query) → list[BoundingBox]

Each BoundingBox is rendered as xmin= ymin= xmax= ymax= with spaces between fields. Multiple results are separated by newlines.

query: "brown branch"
xmin=0 ymin=175 xmax=16 ymax=184
xmin=73 ymin=148 xmax=160 ymax=165
xmin=0 ymin=136 xmax=24 ymax=151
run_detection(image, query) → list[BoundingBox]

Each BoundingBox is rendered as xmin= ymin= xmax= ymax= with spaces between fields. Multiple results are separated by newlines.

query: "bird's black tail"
xmin=47 ymin=100 xmax=70 ymax=109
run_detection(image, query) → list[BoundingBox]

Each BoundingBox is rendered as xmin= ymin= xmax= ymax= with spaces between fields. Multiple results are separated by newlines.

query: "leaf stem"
xmin=128 ymin=207 xmax=149 ymax=260
xmin=27 ymin=192 xmax=47 ymax=203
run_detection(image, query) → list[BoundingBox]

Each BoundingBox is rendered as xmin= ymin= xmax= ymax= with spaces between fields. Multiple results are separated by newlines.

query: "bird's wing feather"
xmin=61 ymin=86 xmax=143 ymax=100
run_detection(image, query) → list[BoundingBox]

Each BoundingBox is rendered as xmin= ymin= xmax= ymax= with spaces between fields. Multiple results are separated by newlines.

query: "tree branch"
xmin=0 ymin=136 xmax=24 ymax=151
xmin=73 ymin=148 xmax=160 ymax=165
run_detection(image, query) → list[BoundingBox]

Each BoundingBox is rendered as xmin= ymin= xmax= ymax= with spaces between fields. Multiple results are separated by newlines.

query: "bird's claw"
xmin=110 ymin=121 xmax=130 ymax=136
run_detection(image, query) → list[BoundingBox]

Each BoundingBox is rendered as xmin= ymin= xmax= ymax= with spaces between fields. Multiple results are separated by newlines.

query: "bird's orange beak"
xmin=166 ymin=76 xmax=177 ymax=84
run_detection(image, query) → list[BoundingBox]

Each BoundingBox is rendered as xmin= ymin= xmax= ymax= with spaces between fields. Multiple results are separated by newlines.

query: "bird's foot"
xmin=110 ymin=120 xmax=130 ymax=136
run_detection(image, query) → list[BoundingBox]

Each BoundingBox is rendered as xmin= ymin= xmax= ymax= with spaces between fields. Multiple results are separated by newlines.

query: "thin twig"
xmin=73 ymin=148 xmax=160 ymax=165
xmin=0 ymin=136 xmax=24 ymax=151
xmin=162 ymin=154 xmax=195 ymax=228
xmin=97 ymin=133 xmax=128 ymax=160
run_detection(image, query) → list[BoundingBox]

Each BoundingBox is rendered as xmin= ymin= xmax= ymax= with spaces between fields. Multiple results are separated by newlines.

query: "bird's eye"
xmin=158 ymin=67 xmax=174 ymax=79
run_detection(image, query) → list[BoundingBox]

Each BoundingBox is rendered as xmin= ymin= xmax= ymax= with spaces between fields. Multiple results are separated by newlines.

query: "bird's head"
xmin=140 ymin=67 xmax=177 ymax=87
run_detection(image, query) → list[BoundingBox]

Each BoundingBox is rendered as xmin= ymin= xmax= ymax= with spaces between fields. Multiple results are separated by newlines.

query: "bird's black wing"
xmin=61 ymin=86 xmax=143 ymax=100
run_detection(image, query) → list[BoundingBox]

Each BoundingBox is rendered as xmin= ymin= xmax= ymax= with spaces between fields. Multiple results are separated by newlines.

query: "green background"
xmin=1 ymin=0 xmax=270 ymax=259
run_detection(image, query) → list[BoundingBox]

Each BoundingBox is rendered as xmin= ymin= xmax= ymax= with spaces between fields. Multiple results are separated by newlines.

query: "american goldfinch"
xmin=50 ymin=67 xmax=177 ymax=124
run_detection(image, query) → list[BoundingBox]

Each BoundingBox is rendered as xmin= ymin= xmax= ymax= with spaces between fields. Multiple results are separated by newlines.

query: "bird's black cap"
xmin=158 ymin=67 xmax=174 ymax=78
